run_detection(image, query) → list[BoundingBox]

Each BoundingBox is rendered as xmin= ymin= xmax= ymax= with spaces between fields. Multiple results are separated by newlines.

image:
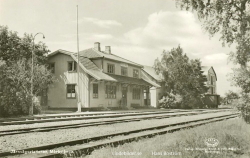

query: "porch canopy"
xmin=107 ymin=74 xmax=153 ymax=87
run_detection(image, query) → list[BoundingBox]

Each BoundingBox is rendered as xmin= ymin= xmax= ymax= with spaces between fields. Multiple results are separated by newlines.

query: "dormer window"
xmin=107 ymin=63 xmax=115 ymax=74
xmin=133 ymin=69 xmax=139 ymax=78
xmin=68 ymin=61 xmax=77 ymax=72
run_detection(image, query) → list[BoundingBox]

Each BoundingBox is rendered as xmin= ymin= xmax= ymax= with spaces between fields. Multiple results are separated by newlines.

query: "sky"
xmin=0 ymin=0 xmax=240 ymax=96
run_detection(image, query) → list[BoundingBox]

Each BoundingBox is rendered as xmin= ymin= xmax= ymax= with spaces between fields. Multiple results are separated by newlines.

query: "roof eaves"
xmin=141 ymin=71 xmax=161 ymax=87
xmin=142 ymin=78 xmax=161 ymax=88
xmin=142 ymin=69 xmax=162 ymax=82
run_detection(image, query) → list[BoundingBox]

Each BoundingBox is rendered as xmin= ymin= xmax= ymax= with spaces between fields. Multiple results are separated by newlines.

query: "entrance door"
xmin=144 ymin=89 xmax=150 ymax=106
xmin=122 ymin=87 xmax=127 ymax=106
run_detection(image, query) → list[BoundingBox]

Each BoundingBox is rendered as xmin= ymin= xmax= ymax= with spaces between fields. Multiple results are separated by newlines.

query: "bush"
xmin=0 ymin=59 xmax=55 ymax=117
xmin=240 ymin=105 xmax=250 ymax=123
xmin=230 ymin=92 xmax=250 ymax=124
xmin=159 ymin=92 xmax=207 ymax=109
xmin=234 ymin=95 xmax=250 ymax=124
xmin=0 ymin=90 xmax=29 ymax=117
xmin=159 ymin=92 xmax=182 ymax=109
xmin=33 ymin=100 xmax=42 ymax=115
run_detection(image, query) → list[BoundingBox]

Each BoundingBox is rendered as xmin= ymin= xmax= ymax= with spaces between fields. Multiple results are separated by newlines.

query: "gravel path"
xmin=0 ymin=111 xmax=234 ymax=153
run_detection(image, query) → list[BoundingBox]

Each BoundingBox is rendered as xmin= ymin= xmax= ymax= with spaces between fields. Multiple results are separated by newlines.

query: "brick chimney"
xmin=94 ymin=42 xmax=101 ymax=51
xmin=105 ymin=46 xmax=111 ymax=54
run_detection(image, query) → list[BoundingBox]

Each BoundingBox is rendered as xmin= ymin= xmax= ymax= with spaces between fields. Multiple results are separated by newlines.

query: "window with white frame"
xmin=67 ymin=84 xmax=76 ymax=98
xmin=105 ymin=85 xmax=116 ymax=99
xmin=68 ymin=61 xmax=77 ymax=71
xmin=107 ymin=63 xmax=115 ymax=74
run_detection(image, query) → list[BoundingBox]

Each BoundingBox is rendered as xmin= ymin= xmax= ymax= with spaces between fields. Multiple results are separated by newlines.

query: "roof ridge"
xmin=111 ymin=53 xmax=143 ymax=67
xmin=58 ymin=49 xmax=74 ymax=53
xmin=78 ymin=47 xmax=143 ymax=67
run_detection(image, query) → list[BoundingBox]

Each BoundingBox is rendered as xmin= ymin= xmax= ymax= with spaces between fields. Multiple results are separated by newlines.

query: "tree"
xmin=175 ymin=0 xmax=250 ymax=122
xmin=176 ymin=0 xmax=250 ymax=66
xmin=176 ymin=0 xmax=250 ymax=92
xmin=0 ymin=26 xmax=53 ymax=117
xmin=154 ymin=46 xmax=208 ymax=108
xmin=223 ymin=90 xmax=240 ymax=104
xmin=0 ymin=59 xmax=55 ymax=116
xmin=0 ymin=26 xmax=48 ymax=65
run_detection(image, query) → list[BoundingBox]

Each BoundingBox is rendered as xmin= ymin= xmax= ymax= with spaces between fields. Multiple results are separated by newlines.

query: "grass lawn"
xmin=86 ymin=118 xmax=250 ymax=158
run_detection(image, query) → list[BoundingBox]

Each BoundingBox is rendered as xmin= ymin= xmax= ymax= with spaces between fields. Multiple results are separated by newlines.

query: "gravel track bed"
xmin=7 ymin=117 xmax=237 ymax=158
xmin=0 ymin=111 xmax=233 ymax=153
xmin=0 ymin=110 xmax=217 ymax=132
xmin=0 ymin=111 xmax=201 ymax=134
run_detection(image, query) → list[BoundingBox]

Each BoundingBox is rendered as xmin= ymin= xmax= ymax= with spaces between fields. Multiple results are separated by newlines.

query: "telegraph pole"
xmin=77 ymin=5 xmax=81 ymax=112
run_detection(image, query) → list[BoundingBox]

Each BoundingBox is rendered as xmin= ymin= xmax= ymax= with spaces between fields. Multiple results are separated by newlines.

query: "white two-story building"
xmin=46 ymin=42 xmax=159 ymax=110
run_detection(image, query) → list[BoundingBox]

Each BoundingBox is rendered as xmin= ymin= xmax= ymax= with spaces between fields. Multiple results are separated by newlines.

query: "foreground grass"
xmin=86 ymin=118 xmax=250 ymax=158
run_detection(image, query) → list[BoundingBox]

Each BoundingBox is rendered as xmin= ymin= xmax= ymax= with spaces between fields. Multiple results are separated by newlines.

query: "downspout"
xmin=102 ymin=56 xmax=104 ymax=71
xmin=88 ymin=75 xmax=90 ymax=108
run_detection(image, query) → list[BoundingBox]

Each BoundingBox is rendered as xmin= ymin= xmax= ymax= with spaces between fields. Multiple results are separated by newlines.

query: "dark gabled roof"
xmin=88 ymin=70 xmax=117 ymax=81
xmin=107 ymin=74 xmax=152 ymax=87
xmin=77 ymin=48 xmax=143 ymax=67
xmin=73 ymin=54 xmax=99 ymax=70
xmin=47 ymin=49 xmax=73 ymax=57
xmin=48 ymin=50 xmax=116 ymax=82
xmin=78 ymin=48 xmax=100 ymax=58
xmin=48 ymin=49 xmax=158 ymax=87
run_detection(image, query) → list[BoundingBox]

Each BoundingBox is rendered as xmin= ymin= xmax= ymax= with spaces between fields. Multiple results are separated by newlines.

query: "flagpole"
xmin=77 ymin=5 xmax=81 ymax=112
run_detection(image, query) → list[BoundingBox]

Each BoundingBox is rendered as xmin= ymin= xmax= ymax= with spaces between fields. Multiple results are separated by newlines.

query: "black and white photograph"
xmin=0 ymin=0 xmax=250 ymax=158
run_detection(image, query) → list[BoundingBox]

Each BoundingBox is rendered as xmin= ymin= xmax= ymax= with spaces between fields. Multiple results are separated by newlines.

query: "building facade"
xmin=201 ymin=66 xmax=220 ymax=107
xmin=46 ymin=42 xmax=159 ymax=110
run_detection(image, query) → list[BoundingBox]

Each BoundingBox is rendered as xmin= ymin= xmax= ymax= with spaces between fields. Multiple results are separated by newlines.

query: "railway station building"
xmin=46 ymin=42 xmax=160 ymax=110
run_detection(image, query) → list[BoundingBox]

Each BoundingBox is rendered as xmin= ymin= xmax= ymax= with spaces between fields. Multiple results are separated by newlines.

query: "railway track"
xmin=0 ymin=109 xmax=220 ymax=126
xmin=0 ymin=110 xmax=227 ymax=136
xmin=1 ymin=109 xmax=193 ymax=123
xmin=0 ymin=109 xmax=192 ymax=126
xmin=1 ymin=113 xmax=237 ymax=158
